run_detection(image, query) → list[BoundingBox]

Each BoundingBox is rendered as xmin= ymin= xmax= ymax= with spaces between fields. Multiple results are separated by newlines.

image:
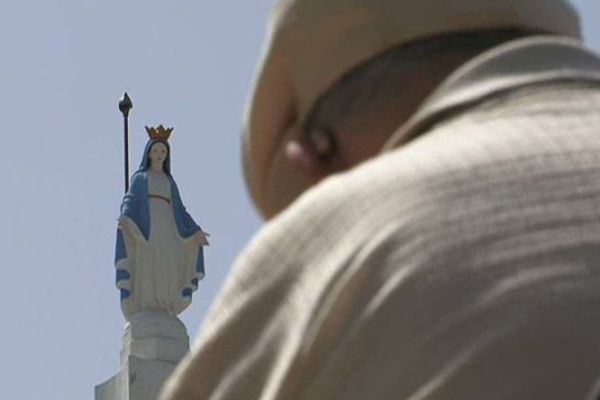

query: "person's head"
xmin=244 ymin=0 xmax=581 ymax=219
xmin=141 ymin=140 xmax=171 ymax=174
xmin=291 ymin=29 xmax=538 ymax=180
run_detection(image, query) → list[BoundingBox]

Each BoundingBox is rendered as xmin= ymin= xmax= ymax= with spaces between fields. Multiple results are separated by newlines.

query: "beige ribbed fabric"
xmin=161 ymin=41 xmax=600 ymax=400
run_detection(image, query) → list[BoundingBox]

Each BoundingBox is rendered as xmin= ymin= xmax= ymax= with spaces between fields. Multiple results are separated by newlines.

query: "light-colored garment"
xmin=118 ymin=171 xmax=201 ymax=317
xmin=161 ymin=41 xmax=600 ymax=399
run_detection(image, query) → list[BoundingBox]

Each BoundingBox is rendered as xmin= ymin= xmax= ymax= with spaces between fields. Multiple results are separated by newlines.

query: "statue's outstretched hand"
xmin=198 ymin=231 xmax=210 ymax=246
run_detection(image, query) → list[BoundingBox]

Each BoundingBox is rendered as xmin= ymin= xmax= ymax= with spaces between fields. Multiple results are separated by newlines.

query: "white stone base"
xmin=96 ymin=311 xmax=189 ymax=400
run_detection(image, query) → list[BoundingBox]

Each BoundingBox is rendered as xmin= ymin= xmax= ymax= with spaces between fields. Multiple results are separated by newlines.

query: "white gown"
xmin=118 ymin=171 xmax=201 ymax=318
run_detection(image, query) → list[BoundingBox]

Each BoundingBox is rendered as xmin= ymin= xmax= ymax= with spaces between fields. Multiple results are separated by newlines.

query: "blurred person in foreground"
xmin=162 ymin=1 xmax=600 ymax=399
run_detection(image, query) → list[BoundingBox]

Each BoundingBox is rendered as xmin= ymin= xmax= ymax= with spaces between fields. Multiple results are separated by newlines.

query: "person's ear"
xmin=284 ymin=139 xmax=328 ymax=181
xmin=285 ymin=126 xmax=346 ymax=181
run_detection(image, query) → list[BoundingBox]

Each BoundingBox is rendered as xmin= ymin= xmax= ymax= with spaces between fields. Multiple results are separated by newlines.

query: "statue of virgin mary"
xmin=114 ymin=126 xmax=208 ymax=320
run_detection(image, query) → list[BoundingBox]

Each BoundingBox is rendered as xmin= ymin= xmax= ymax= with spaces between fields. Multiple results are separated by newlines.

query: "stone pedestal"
xmin=95 ymin=311 xmax=189 ymax=400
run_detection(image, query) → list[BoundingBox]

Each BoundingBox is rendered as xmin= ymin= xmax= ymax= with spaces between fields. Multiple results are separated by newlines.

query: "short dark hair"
xmin=303 ymin=29 xmax=538 ymax=136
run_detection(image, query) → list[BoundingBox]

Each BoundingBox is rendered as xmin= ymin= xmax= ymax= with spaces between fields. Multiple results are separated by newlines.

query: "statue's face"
xmin=149 ymin=142 xmax=168 ymax=167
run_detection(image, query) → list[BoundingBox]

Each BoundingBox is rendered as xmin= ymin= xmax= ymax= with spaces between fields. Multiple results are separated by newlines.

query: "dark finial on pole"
xmin=119 ymin=92 xmax=133 ymax=193
xmin=119 ymin=92 xmax=133 ymax=117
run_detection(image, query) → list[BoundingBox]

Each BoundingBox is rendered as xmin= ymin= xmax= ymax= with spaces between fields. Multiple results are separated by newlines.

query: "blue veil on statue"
xmin=114 ymin=129 xmax=207 ymax=320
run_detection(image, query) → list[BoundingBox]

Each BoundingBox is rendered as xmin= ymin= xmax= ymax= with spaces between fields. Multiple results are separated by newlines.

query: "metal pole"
xmin=119 ymin=92 xmax=133 ymax=193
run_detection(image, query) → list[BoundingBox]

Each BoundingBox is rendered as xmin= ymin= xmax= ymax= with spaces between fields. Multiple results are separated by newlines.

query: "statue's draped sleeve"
xmin=169 ymin=176 xmax=206 ymax=292
xmin=114 ymin=173 xmax=149 ymax=301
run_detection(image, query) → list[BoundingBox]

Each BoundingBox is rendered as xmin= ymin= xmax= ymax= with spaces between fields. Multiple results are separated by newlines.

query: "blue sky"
xmin=0 ymin=1 xmax=597 ymax=399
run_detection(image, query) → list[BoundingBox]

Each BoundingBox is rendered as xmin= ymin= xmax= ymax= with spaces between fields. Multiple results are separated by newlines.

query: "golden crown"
xmin=145 ymin=125 xmax=173 ymax=141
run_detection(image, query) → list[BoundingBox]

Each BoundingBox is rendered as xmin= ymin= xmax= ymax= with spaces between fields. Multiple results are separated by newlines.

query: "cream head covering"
xmin=244 ymin=0 xmax=581 ymax=218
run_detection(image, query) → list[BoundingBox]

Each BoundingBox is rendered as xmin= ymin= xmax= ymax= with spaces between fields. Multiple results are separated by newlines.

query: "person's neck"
xmin=150 ymin=163 xmax=164 ymax=173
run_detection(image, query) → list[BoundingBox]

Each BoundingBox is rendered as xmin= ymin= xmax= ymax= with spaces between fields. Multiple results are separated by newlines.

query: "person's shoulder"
xmin=257 ymin=148 xmax=439 ymax=251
